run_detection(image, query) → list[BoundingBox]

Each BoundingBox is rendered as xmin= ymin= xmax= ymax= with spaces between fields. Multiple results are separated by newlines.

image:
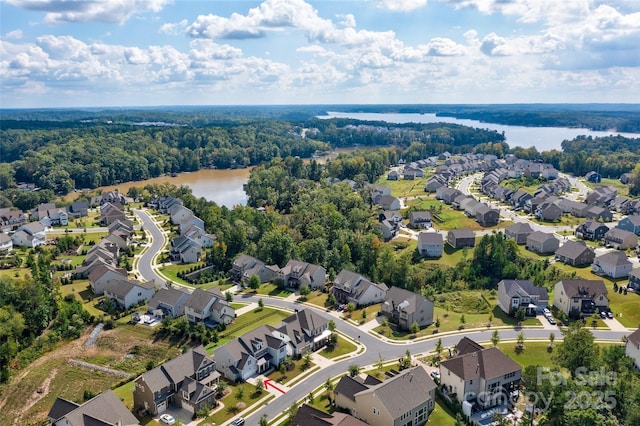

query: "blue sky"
xmin=1 ymin=0 xmax=639 ymax=108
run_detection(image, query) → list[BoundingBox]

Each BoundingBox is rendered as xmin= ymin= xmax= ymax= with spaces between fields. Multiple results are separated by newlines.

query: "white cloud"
xmin=375 ymin=0 xmax=428 ymax=12
xmin=6 ymin=0 xmax=170 ymax=24
xmin=3 ymin=29 xmax=24 ymax=40
xmin=159 ymin=19 xmax=188 ymax=35
xmin=336 ymin=14 xmax=356 ymax=28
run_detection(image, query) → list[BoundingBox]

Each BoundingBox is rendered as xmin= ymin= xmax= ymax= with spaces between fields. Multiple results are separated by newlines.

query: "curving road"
xmin=134 ymin=207 xmax=633 ymax=425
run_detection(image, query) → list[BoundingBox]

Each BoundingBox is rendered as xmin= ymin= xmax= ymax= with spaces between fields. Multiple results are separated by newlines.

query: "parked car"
xmin=600 ymin=311 xmax=607 ymax=319
xmin=230 ymin=418 xmax=245 ymax=426
xmin=430 ymin=370 xmax=441 ymax=380
xmin=547 ymin=316 xmax=556 ymax=325
xmin=607 ymin=311 xmax=614 ymax=319
xmin=543 ymin=308 xmax=551 ymax=315
xmin=159 ymin=414 xmax=176 ymax=425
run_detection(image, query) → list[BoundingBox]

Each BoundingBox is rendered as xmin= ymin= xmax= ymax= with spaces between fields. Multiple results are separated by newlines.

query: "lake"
xmin=320 ymin=111 xmax=640 ymax=152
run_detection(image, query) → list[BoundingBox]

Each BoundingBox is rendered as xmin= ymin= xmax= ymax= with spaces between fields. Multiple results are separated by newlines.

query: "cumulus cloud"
xmin=6 ymin=0 xmax=170 ymax=24
xmin=375 ymin=0 xmax=428 ymax=12
xmin=3 ymin=29 xmax=24 ymax=40
xmin=159 ymin=19 xmax=188 ymax=35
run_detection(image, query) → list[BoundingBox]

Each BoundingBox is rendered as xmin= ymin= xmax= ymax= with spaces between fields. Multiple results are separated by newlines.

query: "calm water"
xmin=321 ymin=112 xmax=640 ymax=152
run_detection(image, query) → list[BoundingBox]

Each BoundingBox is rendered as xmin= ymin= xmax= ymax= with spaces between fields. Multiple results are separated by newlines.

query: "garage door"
xmin=156 ymin=400 xmax=167 ymax=414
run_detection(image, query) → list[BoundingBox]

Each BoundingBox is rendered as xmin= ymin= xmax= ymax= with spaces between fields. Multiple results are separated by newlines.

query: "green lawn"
xmin=320 ymin=336 xmax=357 ymax=359
xmin=377 ymin=176 xmax=431 ymax=198
xmin=427 ymin=398 xmax=458 ymax=426
xmin=251 ymin=283 xmax=293 ymax=297
xmin=496 ymin=341 xmax=622 ymax=370
xmin=198 ymin=381 xmax=266 ymax=426
xmin=266 ymin=357 xmax=316 ymax=385
xmin=159 ymin=262 xmax=206 ymax=286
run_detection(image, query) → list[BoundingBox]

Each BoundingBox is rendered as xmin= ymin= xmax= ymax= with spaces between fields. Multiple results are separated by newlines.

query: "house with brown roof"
xmin=291 ymin=404 xmax=368 ymax=426
xmin=555 ymin=240 xmax=595 ymax=266
xmin=380 ymin=286 xmax=434 ymax=331
xmin=184 ymin=287 xmax=235 ymax=326
xmin=334 ymin=365 xmax=436 ymax=426
xmin=377 ymin=195 xmax=401 ymax=211
xmin=553 ymin=280 xmax=609 ymax=317
xmin=604 ymin=228 xmax=638 ymax=250
xmin=525 ymin=231 xmax=559 ymax=255
xmin=439 ymin=338 xmax=521 ymax=410
xmin=133 ymin=345 xmax=218 ymax=416
xmin=446 ymin=229 xmax=475 ymax=249
xmin=0 ymin=207 xmax=26 ymax=232
xmin=575 ymin=221 xmax=609 ymax=241
xmin=99 ymin=202 xmax=126 ymax=226
xmin=104 ymin=279 xmax=156 ymax=309
xmin=147 ymin=287 xmax=190 ymax=318
xmin=625 ymin=328 xmax=640 ymax=369
xmin=331 ymin=269 xmax=388 ymax=307
xmin=49 ymin=389 xmax=139 ymax=426
xmin=505 ymin=223 xmax=533 ymax=245
xmin=591 ymin=251 xmax=633 ymax=279
xmin=229 ymin=253 xmax=278 ymax=286
xmin=88 ymin=263 xmax=128 ymax=295
xmin=278 ymin=259 xmax=326 ymax=290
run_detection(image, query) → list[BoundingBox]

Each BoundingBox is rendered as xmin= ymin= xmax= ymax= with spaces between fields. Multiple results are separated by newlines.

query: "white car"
xmin=159 ymin=414 xmax=176 ymax=425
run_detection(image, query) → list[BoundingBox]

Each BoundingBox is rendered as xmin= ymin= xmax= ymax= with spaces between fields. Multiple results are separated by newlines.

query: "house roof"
xmin=448 ymin=229 xmax=474 ymax=239
xmin=354 ymin=366 xmax=436 ymax=419
xmin=595 ymin=251 xmax=631 ymax=267
xmin=185 ymin=288 xmax=221 ymax=312
xmin=527 ymin=231 xmax=556 ymax=244
xmin=178 ymin=376 xmax=216 ymax=405
xmin=557 ymin=280 xmax=608 ymax=298
xmin=418 ymin=232 xmax=443 ymax=245
xmin=53 ymin=389 xmax=139 ymax=426
xmin=556 ymin=240 xmax=591 ymax=259
xmin=499 ymin=279 xmax=549 ymax=301
xmin=622 ymin=215 xmax=640 ymax=226
xmin=335 ymin=375 xmax=370 ymax=402
xmin=291 ymin=404 xmax=368 ymax=426
xmin=141 ymin=345 xmax=213 ymax=393
xmin=627 ymin=328 xmax=640 ymax=348
xmin=505 ymin=222 xmax=533 ymax=234
xmin=104 ymin=279 xmax=154 ymax=299
xmin=48 ymin=398 xmax=79 ymax=421
xmin=383 ymin=286 xmax=433 ymax=316
xmin=455 ymin=337 xmax=484 ymax=356
xmin=606 ymin=227 xmax=637 ymax=240
xmin=87 ymin=264 xmax=127 ymax=283
xmin=441 ymin=346 xmax=520 ymax=381
xmin=149 ymin=287 xmax=189 ymax=309
xmin=579 ymin=220 xmax=609 ymax=233
xmin=409 ymin=211 xmax=432 ymax=222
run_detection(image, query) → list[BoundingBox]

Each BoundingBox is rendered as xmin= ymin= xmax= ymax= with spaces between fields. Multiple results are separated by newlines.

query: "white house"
xmin=104 ymin=279 xmax=156 ymax=310
xmin=331 ymin=269 xmax=388 ymax=307
xmin=184 ymin=288 xmax=235 ymax=326
xmin=591 ymin=251 xmax=633 ymax=279
xmin=0 ymin=233 xmax=13 ymax=252
xmin=417 ymin=232 xmax=443 ymax=257
xmin=12 ymin=222 xmax=46 ymax=248
xmin=88 ymin=264 xmax=129 ymax=295
xmin=626 ymin=328 xmax=640 ymax=369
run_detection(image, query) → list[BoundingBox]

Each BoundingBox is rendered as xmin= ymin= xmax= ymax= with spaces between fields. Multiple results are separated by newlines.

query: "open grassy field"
xmin=496 ymin=341 xmax=623 ymax=370
xmin=376 ymin=175 xmax=432 ymax=198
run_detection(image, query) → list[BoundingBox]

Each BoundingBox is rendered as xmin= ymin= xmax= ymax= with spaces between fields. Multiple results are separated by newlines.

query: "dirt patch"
xmin=12 ymin=368 xmax=59 ymax=426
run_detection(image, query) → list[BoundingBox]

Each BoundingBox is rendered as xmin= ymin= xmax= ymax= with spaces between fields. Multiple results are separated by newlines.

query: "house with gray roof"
xmin=147 ymin=287 xmax=190 ymax=318
xmin=555 ymin=240 xmax=595 ymax=266
xmin=446 ymin=229 xmax=475 ymax=249
xmin=169 ymin=235 xmax=202 ymax=264
xmin=629 ymin=269 xmax=640 ymax=291
xmin=377 ymin=195 xmax=401 ymax=211
xmin=49 ymin=389 xmax=139 ymax=426
xmin=417 ymin=232 xmax=443 ymax=258
xmin=334 ymin=365 xmax=436 ymax=426
xmin=11 ymin=221 xmax=46 ymax=248
xmin=291 ymin=403 xmax=368 ymax=426
xmin=439 ymin=338 xmax=521 ymax=410
xmin=526 ymin=231 xmax=559 ymax=255
xmin=476 ymin=204 xmax=500 ymax=226
xmin=575 ymin=221 xmax=609 ymax=241
xmin=536 ymin=202 xmax=563 ymax=222
xmin=99 ymin=202 xmax=126 ymax=226
xmin=585 ymin=206 xmax=613 ymax=222
xmin=505 ymin=222 xmax=533 ymax=244
xmin=592 ymin=251 xmax=633 ymax=279
xmin=618 ymin=215 xmax=640 ymax=236
xmin=553 ymin=279 xmax=609 ymax=317
xmin=604 ymin=227 xmax=638 ymax=250
xmin=88 ymin=263 xmax=128 ymax=295
xmin=331 ymin=269 xmax=388 ymax=307
xmin=0 ymin=233 xmax=12 ymax=252
xmin=409 ymin=211 xmax=432 ymax=229
xmin=229 ymin=253 xmax=278 ymax=286
xmin=278 ymin=259 xmax=326 ymax=290
xmin=497 ymin=279 xmax=549 ymax=316
xmin=184 ymin=287 xmax=235 ymax=326
xmin=104 ymin=279 xmax=156 ymax=309
xmin=380 ymin=286 xmax=434 ymax=331
xmin=625 ymin=328 xmax=640 ymax=369
xmin=133 ymin=345 xmax=218 ymax=416
xmin=274 ymin=309 xmax=330 ymax=356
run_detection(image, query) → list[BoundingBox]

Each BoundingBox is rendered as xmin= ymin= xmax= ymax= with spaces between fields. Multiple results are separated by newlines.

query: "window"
xmin=373 ymin=407 xmax=380 ymax=415
xmin=504 ymin=372 xmax=516 ymax=379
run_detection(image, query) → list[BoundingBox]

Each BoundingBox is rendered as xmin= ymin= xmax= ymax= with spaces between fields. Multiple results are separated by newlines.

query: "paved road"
xmin=133 ymin=207 xmax=634 ymax=425
xmin=134 ymin=209 xmax=167 ymax=288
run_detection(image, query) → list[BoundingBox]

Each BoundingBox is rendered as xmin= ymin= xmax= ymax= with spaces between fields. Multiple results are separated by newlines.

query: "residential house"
xmin=570 ymin=201 xmax=592 ymax=218
xmin=370 ymin=185 xmax=392 ymax=204
xmin=108 ymin=219 xmax=134 ymax=237
xmin=378 ymin=195 xmax=401 ymax=211
xmin=104 ymin=279 xmax=156 ymax=310
xmin=278 ymin=259 xmax=326 ymax=290
xmin=48 ymin=390 xmax=139 ymax=426
xmin=629 ymin=269 xmax=640 ymax=291
xmin=417 ymin=232 xmax=443 ymax=258
xmin=67 ymin=201 xmax=89 ymax=219
xmin=436 ymin=187 xmax=462 ymax=204
xmin=379 ymin=210 xmax=403 ymax=225
xmin=536 ymin=202 xmax=563 ymax=222
xmin=505 ymin=223 xmax=533 ymax=245
xmin=275 ymin=309 xmax=330 ymax=356
xmin=99 ymin=202 xmax=126 ymax=226
xmin=133 ymin=345 xmax=218 ymax=416
xmin=170 ymin=205 xmax=195 ymax=226
xmin=439 ymin=338 xmax=521 ymax=410
xmin=585 ymin=206 xmax=613 ymax=222
xmin=625 ymin=328 xmax=640 ymax=369
xmin=75 ymin=241 xmax=120 ymax=278
xmin=178 ymin=214 xmax=205 ymax=234
xmin=575 ymin=221 xmax=609 ymax=241
xmin=497 ymin=279 xmax=549 ymax=316
xmin=91 ymin=190 xmax=127 ymax=207
xmin=424 ymin=175 xmax=447 ymax=192
xmin=511 ymin=189 xmax=532 ymax=209
xmin=105 ymin=233 xmax=129 ymax=251
xmin=592 ymin=251 xmax=633 ymax=279
xmin=604 ymin=228 xmax=638 ymax=250
xmin=88 ymin=264 xmax=129 ymax=295
xmin=586 ymin=171 xmax=602 ymax=183
xmin=184 ymin=287 xmax=235 ymax=326
xmin=229 ymin=254 xmax=278 ymax=285
xmin=334 ymin=365 xmax=436 ymax=426
xmin=555 ymin=240 xmax=596 ymax=266
xmin=409 ymin=211 xmax=432 ymax=229
xmin=0 ymin=233 xmax=13 ymax=252
xmin=0 ymin=208 xmax=27 ymax=232
xmin=586 ymin=186 xmax=617 ymax=207
xmin=380 ymin=286 xmax=434 ymax=330
xmin=147 ymin=287 xmax=190 ymax=319
xmin=387 ymin=170 xmax=399 ymax=180
xmin=170 ymin=235 xmax=202 ymax=264
xmin=182 ymin=224 xmax=216 ymax=248
xmin=39 ymin=208 xmax=69 ymax=227
xmin=154 ymin=195 xmax=183 ymax=213
xmin=620 ymin=173 xmax=634 ymax=184
xmin=476 ymin=204 xmax=500 ymax=226
xmin=553 ymin=279 xmax=609 ymax=317
xmin=291 ymin=404 xmax=368 ymax=426
xmin=331 ymin=269 xmax=388 ymax=307
xmin=11 ymin=221 xmax=46 ymax=248
xmin=446 ymin=229 xmax=475 ymax=249
xmin=215 ymin=324 xmax=288 ymax=382
xmin=618 ymin=215 xmax=640 ymax=236
xmin=380 ymin=219 xmax=399 ymax=241
xmin=526 ymin=231 xmax=559 ymax=255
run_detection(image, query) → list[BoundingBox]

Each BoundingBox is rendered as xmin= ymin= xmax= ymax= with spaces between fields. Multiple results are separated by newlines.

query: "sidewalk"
xmin=605 ymin=316 xmax=631 ymax=332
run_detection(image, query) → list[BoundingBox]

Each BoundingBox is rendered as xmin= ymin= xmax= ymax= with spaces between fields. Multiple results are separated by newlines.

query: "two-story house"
xmin=575 ymin=221 xmax=610 ymax=241
xmin=278 ymin=259 xmax=326 ymax=290
xmin=628 ymin=269 xmax=640 ymax=292
xmin=274 ymin=309 xmax=330 ymax=355
xmin=48 ymin=390 xmax=139 ymax=426
xmin=11 ymin=221 xmax=46 ymax=248
xmin=103 ymin=279 xmax=156 ymax=310
xmin=331 ymin=269 xmax=388 ymax=307
xmin=334 ymin=365 xmax=436 ymax=426
xmin=505 ymin=223 xmax=533 ymax=245
xmin=380 ymin=286 xmax=434 ymax=331
xmin=618 ymin=215 xmax=640 ymax=236
xmin=592 ymin=251 xmax=633 ymax=279
xmin=446 ymin=229 xmax=475 ymax=249
xmin=409 ymin=211 xmax=433 ymax=229
xmin=497 ymin=279 xmax=549 ymax=316
xmin=229 ymin=253 xmax=278 ymax=286
xmin=417 ymin=232 xmax=443 ymax=258
xmin=88 ymin=263 xmax=129 ymax=295
xmin=133 ymin=345 xmax=218 ymax=416
xmin=184 ymin=287 xmax=235 ymax=326
xmin=525 ymin=231 xmax=559 ymax=255
xmin=147 ymin=287 xmax=190 ymax=319
xmin=604 ymin=228 xmax=638 ymax=250
xmin=625 ymin=328 xmax=640 ymax=369
xmin=555 ymin=240 xmax=595 ymax=266
xmin=439 ymin=338 xmax=521 ymax=410
xmin=553 ymin=279 xmax=609 ymax=317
